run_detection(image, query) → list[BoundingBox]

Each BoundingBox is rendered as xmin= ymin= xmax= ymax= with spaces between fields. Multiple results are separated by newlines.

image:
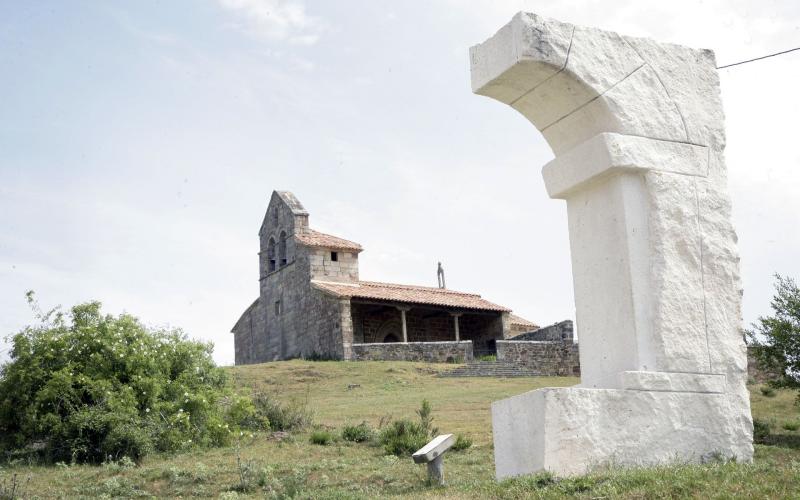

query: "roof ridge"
xmin=358 ymin=280 xmax=482 ymax=297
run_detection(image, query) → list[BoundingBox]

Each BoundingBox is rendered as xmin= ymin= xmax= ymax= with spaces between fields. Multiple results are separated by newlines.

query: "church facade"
xmin=231 ymin=191 xmax=537 ymax=365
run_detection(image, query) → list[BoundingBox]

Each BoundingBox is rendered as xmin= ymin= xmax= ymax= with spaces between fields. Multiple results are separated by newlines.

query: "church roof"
xmin=311 ymin=280 xmax=511 ymax=312
xmin=509 ymin=314 xmax=538 ymax=329
xmin=295 ymin=229 xmax=363 ymax=252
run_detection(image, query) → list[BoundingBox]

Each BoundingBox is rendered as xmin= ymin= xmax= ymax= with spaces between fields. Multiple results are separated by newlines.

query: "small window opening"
xmin=330 ymin=251 xmax=338 ymax=262
xmin=274 ymin=300 xmax=281 ymax=315
xmin=267 ymin=237 xmax=277 ymax=272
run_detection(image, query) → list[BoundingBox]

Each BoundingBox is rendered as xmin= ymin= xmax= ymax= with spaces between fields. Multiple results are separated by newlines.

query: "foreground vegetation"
xmin=0 ymin=297 xmax=274 ymax=465
xmin=0 ymin=360 xmax=798 ymax=498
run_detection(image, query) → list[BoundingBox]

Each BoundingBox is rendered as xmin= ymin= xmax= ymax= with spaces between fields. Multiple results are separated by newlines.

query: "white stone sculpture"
xmin=470 ymin=13 xmax=753 ymax=478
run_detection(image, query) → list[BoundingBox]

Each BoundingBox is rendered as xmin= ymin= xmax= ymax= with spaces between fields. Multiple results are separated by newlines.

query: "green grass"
xmin=1 ymin=360 xmax=799 ymax=499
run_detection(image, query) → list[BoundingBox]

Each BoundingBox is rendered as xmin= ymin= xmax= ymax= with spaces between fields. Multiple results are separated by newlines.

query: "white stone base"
xmin=492 ymin=384 xmax=753 ymax=478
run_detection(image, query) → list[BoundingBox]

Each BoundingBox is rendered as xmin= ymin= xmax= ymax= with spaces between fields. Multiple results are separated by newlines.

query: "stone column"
xmin=451 ymin=313 xmax=462 ymax=342
xmin=397 ymin=306 xmax=410 ymax=343
xmin=471 ymin=12 xmax=752 ymax=478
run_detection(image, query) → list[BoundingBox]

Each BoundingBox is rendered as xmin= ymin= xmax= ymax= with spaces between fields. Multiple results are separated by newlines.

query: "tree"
xmin=746 ymin=274 xmax=800 ymax=391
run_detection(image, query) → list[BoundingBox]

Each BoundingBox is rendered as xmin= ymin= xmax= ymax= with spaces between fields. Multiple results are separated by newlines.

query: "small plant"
xmin=781 ymin=421 xmax=800 ymax=431
xmin=753 ymin=418 xmax=771 ymax=443
xmin=310 ymin=430 xmax=334 ymax=446
xmin=378 ymin=419 xmax=428 ymax=456
xmin=232 ymin=434 xmax=258 ymax=493
xmin=451 ymin=434 xmax=473 ymax=451
xmin=416 ymin=399 xmax=438 ymax=437
xmin=760 ymin=386 xmax=777 ymax=397
xmin=478 ymin=354 xmax=497 ymax=362
xmin=341 ymin=422 xmax=373 ymax=443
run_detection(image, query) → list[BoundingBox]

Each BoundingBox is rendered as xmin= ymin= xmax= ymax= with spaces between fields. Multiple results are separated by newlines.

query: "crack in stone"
xmin=508 ymin=25 xmax=575 ymax=107
xmin=622 ymin=37 xmax=692 ymax=143
xmin=540 ymin=62 xmax=647 ymax=132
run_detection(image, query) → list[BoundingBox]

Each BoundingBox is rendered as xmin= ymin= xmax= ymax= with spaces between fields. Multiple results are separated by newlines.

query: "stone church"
xmin=232 ymin=191 xmax=537 ymax=365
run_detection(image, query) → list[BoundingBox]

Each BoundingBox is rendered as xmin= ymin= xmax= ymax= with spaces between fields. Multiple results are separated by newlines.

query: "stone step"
xmin=438 ymin=361 xmax=542 ymax=378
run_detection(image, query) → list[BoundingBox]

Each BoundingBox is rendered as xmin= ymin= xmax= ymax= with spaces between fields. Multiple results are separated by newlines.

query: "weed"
xmin=341 ymin=422 xmax=373 ymax=443
xmin=782 ymin=421 xmax=800 ymax=431
xmin=310 ymin=430 xmax=334 ymax=446
xmin=451 ymin=434 xmax=473 ymax=451
xmin=760 ymin=386 xmax=777 ymax=397
xmin=252 ymin=392 xmax=312 ymax=432
xmin=753 ymin=418 xmax=771 ymax=442
xmin=0 ymin=473 xmax=30 ymax=500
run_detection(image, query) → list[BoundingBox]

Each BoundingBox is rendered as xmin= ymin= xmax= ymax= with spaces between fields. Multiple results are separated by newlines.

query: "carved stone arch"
xmin=377 ymin=319 xmax=402 ymax=343
xmin=472 ymin=12 xmax=751 ymax=478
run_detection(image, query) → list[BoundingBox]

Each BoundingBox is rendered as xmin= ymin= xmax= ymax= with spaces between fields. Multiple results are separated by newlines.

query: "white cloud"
xmin=217 ymin=0 xmax=324 ymax=45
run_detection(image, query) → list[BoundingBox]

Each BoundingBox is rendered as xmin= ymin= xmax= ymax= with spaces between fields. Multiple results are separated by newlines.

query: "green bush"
xmin=309 ymin=430 xmax=334 ymax=445
xmin=341 ymin=422 xmax=373 ymax=443
xmin=477 ymin=354 xmax=497 ymax=362
xmin=250 ymin=393 xmax=311 ymax=432
xmin=781 ymin=421 xmax=800 ymax=431
xmin=378 ymin=419 xmax=428 ymax=456
xmin=753 ymin=418 xmax=771 ymax=443
xmin=451 ymin=434 xmax=473 ymax=451
xmin=0 ymin=294 xmax=244 ymax=464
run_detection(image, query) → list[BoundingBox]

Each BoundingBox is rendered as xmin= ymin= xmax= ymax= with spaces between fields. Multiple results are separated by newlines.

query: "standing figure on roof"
xmin=437 ymin=262 xmax=446 ymax=289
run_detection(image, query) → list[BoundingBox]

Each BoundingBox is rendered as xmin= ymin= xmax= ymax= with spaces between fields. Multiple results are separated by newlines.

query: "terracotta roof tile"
xmin=295 ymin=229 xmax=363 ymax=252
xmin=311 ymin=280 xmax=511 ymax=312
xmin=509 ymin=313 xmax=538 ymax=329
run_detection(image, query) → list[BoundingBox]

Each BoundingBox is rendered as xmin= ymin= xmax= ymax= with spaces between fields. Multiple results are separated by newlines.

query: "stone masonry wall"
xmin=232 ymin=299 xmax=265 ymax=365
xmin=309 ymin=248 xmax=359 ymax=282
xmin=351 ymin=341 xmax=473 ymax=363
xmin=496 ymin=340 xmax=580 ymax=377
xmin=512 ymin=320 xmax=574 ymax=342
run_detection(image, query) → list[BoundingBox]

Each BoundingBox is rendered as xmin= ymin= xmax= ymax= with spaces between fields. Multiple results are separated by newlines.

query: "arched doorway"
xmin=377 ymin=320 xmax=402 ymax=343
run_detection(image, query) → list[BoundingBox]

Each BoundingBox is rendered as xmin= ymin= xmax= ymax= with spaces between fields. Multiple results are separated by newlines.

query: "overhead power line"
xmin=717 ymin=46 xmax=800 ymax=69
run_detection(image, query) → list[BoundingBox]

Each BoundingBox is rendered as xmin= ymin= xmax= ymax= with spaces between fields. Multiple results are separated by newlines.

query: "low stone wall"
xmin=497 ymin=340 xmax=580 ymax=376
xmin=512 ymin=320 xmax=574 ymax=342
xmin=350 ymin=341 xmax=473 ymax=363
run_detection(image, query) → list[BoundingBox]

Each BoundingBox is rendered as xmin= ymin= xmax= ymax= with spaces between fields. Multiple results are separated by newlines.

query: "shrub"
xmin=309 ymin=430 xmax=334 ymax=445
xmin=341 ymin=422 xmax=373 ymax=443
xmin=781 ymin=421 xmax=800 ymax=431
xmin=250 ymin=393 xmax=311 ymax=432
xmin=759 ymin=386 xmax=777 ymax=397
xmin=451 ymin=434 xmax=473 ymax=451
xmin=0 ymin=294 xmax=238 ymax=464
xmin=753 ymin=418 xmax=771 ymax=442
xmin=378 ymin=419 xmax=428 ymax=456
xmin=477 ymin=354 xmax=497 ymax=362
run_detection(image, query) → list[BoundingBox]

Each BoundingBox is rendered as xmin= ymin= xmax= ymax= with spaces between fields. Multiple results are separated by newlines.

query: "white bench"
xmin=412 ymin=434 xmax=456 ymax=485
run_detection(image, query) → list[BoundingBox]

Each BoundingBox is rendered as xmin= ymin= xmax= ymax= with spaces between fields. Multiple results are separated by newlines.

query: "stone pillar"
xmin=471 ymin=12 xmax=752 ymax=478
xmin=451 ymin=313 xmax=462 ymax=342
xmin=339 ymin=299 xmax=354 ymax=360
xmin=397 ymin=306 xmax=410 ymax=343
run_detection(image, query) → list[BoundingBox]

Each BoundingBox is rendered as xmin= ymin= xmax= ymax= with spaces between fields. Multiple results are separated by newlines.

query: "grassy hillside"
xmin=2 ymin=360 xmax=799 ymax=499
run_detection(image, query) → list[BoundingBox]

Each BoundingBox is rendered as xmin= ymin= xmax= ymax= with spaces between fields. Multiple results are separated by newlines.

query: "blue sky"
xmin=1 ymin=0 xmax=798 ymax=365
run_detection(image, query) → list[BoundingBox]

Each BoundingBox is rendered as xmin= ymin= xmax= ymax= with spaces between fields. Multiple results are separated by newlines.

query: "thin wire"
xmin=717 ymin=46 xmax=800 ymax=69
